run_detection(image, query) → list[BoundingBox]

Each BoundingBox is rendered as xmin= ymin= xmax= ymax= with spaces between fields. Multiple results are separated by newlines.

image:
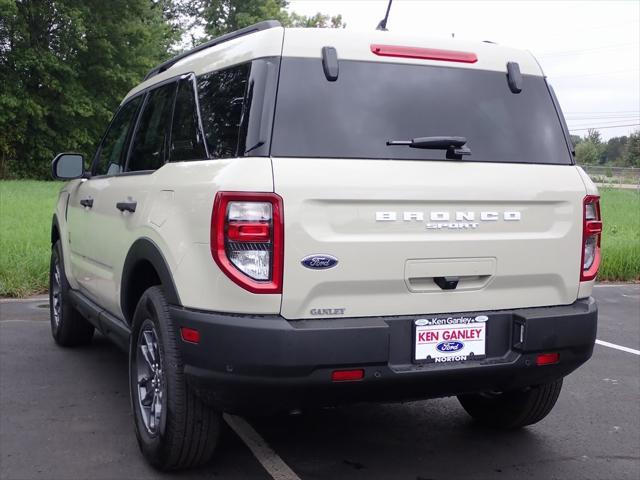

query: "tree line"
xmin=0 ymin=0 xmax=343 ymax=179
xmin=3 ymin=1 xmax=637 ymax=179
xmin=572 ymin=129 xmax=640 ymax=168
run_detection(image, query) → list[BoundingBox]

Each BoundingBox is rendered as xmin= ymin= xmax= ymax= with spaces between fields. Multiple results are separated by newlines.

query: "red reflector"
xmin=370 ymin=44 xmax=478 ymax=63
xmin=331 ymin=369 xmax=364 ymax=382
xmin=180 ymin=327 xmax=200 ymax=344
xmin=536 ymin=352 xmax=560 ymax=366
xmin=227 ymin=221 xmax=270 ymax=242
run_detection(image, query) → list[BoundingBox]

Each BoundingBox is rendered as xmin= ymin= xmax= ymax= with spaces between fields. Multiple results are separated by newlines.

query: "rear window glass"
xmin=271 ymin=59 xmax=572 ymax=164
xmin=197 ymin=64 xmax=250 ymax=158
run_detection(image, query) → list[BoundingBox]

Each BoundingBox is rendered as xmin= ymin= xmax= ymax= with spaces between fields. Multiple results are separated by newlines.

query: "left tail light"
xmin=211 ymin=192 xmax=283 ymax=293
xmin=581 ymin=195 xmax=602 ymax=281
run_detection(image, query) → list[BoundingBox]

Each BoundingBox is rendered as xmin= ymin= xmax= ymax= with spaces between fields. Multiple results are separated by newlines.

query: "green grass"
xmin=0 ymin=181 xmax=638 ymax=297
xmin=0 ymin=181 xmax=60 ymax=297
xmin=598 ymin=187 xmax=640 ymax=282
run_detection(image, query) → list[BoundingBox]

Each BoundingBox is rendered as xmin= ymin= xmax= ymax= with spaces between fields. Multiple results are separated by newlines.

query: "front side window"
xmin=93 ymin=97 xmax=142 ymax=176
xmin=197 ymin=63 xmax=250 ymax=158
xmin=128 ymin=82 xmax=177 ymax=172
xmin=171 ymin=77 xmax=207 ymax=161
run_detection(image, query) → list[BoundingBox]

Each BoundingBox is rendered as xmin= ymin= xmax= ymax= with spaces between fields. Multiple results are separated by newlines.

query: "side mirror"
xmin=51 ymin=153 xmax=86 ymax=180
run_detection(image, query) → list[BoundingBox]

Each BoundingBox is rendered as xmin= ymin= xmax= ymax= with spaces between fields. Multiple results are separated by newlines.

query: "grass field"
xmin=0 ymin=181 xmax=638 ymax=297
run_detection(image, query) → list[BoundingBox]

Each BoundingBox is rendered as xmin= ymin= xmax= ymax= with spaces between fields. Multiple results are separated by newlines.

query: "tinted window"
xmin=128 ymin=82 xmax=177 ymax=172
xmin=271 ymin=59 xmax=572 ymax=165
xmin=171 ymin=77 xmax=207 ymax=161
xmin=93 ymin=97 xmax=142 ymax=176
xmin=197 ymin=64 xmax=250 ymax=158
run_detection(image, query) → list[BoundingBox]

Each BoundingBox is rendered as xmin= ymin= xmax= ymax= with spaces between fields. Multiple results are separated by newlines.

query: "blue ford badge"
xmin=301 ymin=254 xmax=338 ymax=270
xmin=436 ymin=341 xmax=464 ymax=353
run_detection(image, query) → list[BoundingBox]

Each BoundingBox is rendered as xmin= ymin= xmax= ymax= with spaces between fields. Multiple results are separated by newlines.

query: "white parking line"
xmin=223 ymin=413 xmax=302 ymax=480
xmin=596 ymin=339 xmax=640 ymax=355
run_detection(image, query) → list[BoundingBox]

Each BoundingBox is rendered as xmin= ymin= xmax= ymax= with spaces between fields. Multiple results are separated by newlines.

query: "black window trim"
xmin=186 ymin=73 xmax=211 ymax=160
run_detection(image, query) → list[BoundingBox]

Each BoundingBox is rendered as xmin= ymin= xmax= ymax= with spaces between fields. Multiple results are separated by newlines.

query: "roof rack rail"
xmin=144 ymin=20 xmax=282 ymax=80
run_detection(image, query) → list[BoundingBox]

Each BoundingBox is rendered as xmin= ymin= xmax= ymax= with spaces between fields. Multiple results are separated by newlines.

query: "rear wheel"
xmin=457 ymin=379 xmax=563 ymax=429
xmin=49 ymin=241 xmax=94 ymax=346
xmin=129 ymin=286 xmax=221 ymax=470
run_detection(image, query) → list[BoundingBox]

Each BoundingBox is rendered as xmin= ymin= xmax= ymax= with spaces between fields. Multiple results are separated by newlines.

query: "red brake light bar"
xmin=370 ymin=44 xmax=478 ymax=63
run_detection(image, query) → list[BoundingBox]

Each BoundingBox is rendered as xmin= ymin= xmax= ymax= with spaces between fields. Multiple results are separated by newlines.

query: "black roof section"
xmin=144 ymin=20 xmax=282 ymax=80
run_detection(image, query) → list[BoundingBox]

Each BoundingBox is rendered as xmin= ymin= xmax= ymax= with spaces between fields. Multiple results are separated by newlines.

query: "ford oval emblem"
xmin=436 ymin=341 xmax=464 ymax=353
xmin=301 ymin=254 xmax=339 ymax=270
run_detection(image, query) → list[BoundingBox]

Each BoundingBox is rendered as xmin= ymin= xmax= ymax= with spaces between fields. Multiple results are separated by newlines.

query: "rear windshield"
xmin=271 ymin=58 xmax=572 ymax=164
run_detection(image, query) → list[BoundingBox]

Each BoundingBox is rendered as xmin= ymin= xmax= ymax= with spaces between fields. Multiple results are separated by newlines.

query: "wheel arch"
xmin=121 ymin=238 xmax=181 ymax=325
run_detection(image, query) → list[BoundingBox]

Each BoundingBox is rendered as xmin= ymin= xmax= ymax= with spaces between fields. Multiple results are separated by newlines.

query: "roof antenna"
xmin=376 ymin=0 xmax=393 ymax=31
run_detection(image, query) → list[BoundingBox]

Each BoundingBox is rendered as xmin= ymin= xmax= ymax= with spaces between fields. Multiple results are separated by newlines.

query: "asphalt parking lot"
xmin=1 ymin=285 xmax=639 ymax=480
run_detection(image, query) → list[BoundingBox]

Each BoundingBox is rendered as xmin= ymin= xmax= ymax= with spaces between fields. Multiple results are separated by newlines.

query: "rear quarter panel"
xmin=113 ymin=157 xmax=279 ymax=316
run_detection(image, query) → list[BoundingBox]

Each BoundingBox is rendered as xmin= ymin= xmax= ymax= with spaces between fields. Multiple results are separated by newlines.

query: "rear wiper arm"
xmin=387 ymin=136 xmax=471 ymax=158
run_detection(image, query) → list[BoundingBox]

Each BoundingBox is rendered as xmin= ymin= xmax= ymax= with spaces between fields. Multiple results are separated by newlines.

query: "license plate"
xmin=414 ymin=314 xmax=488 ymax=363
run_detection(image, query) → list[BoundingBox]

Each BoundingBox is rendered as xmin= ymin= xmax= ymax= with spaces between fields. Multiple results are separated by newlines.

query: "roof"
xmin=123 ymin=23 xmax=544 ymax=102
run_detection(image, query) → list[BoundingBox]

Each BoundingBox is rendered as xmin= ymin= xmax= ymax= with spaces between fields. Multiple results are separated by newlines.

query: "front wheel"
xmin=49 ymin=240 xmax=94 ymax=346
xmin=129 ymin=286 xmax=221 ymax=470
xmin=457 ymin=379 xmax=563 ymax=429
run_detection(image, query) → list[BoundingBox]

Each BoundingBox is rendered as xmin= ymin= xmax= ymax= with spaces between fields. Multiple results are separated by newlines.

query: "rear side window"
xmin=197 ymin=64 xmax=250 ymax=158
xmin=128 ymin=82 xmax=177 ymax=172
xmin=271 ymin=59 xmax=572 ymax=165
xmin=171 ymin=77 xmax=207 ymax=161
xmin=93 ymin=97 xmax=142 ymax=176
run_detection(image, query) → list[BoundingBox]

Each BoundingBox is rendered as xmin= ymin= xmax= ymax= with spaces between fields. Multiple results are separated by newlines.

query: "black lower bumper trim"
xmin=171 ymin=298 xmax=597 ymax=413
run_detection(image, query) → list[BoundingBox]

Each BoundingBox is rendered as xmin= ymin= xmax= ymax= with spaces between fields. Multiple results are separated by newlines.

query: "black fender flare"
xmin=120 ymin=238 xmax=181 ymax=322
xmin=51 ymin=214 xmax=61 ymax=244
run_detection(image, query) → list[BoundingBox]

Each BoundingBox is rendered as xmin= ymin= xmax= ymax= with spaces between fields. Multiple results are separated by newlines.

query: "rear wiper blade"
xmin=387 ymin=136 xmax=471 ymax=158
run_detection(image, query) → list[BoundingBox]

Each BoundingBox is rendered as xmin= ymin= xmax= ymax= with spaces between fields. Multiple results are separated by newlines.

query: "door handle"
xmin=80 ymin=198 xmax=93 ymax=208
xmin=116 ymin=201 xmax=137 ymax=213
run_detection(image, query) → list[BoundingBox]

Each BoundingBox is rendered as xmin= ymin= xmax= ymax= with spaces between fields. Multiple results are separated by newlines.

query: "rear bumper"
xmin=171 ymin=298 xmax=597 ymax=413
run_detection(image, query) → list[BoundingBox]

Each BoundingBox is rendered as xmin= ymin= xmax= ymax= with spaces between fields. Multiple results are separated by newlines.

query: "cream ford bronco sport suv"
xmin=49 ymin=21 xmax=600 ymax=470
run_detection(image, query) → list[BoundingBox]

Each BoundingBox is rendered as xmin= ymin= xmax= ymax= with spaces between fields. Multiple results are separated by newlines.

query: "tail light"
xmin=211 ymin=192 xmax=283 ymax=293
xmin=581 ymin=195 xmax=602 ymax=281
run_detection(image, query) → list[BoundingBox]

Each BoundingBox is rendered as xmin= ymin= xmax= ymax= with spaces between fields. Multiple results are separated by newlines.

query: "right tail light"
xmin=581 ymin=195 xmax=602 ymax=281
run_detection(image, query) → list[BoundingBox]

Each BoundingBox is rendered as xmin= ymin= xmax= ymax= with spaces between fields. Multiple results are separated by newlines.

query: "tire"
xmin=129 ymin=286 xmax=221 ymax=470
xmin=49 ymin=240 xmax=94 ymax=347
xmin=457 ymin=379 xmax=563 ymax=429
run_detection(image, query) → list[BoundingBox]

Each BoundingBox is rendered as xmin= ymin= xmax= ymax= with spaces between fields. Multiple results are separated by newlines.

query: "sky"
xmin=288 ymin=0 xmax=640 ymax=139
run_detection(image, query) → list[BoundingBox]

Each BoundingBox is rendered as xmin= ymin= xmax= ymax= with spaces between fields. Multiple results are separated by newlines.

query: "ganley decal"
xmin=301 ymin=254 xmax=339 ymax=270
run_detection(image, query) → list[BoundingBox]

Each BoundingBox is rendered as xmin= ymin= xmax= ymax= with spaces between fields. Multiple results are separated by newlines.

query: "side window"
xmin=93 ymin=97 xmax=142 ymax=176
xmin=127 ymin=82 xmax=177 ymax=172
xmin=197 ymin=63 xmax=250 ymax=158
xmin=170 ymin=77 xmax=207 ymax=162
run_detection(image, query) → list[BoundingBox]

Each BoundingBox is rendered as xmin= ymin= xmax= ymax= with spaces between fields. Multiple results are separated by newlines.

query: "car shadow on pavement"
xmin=248 ymin=400 xmax=556 ymax=479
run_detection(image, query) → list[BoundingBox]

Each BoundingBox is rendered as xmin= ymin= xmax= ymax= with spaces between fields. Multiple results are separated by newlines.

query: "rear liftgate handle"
xmin=434 ymin=276 xmax=460 ymax=290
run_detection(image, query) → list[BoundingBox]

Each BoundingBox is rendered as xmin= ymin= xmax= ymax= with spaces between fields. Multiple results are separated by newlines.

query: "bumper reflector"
xmin=331 ymin=369 xmax=365 ymax=382
xmin=536 ymin=352 xmax=560 ymax=366
xmin=180 ymin=327 xmax=200 ymax=344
